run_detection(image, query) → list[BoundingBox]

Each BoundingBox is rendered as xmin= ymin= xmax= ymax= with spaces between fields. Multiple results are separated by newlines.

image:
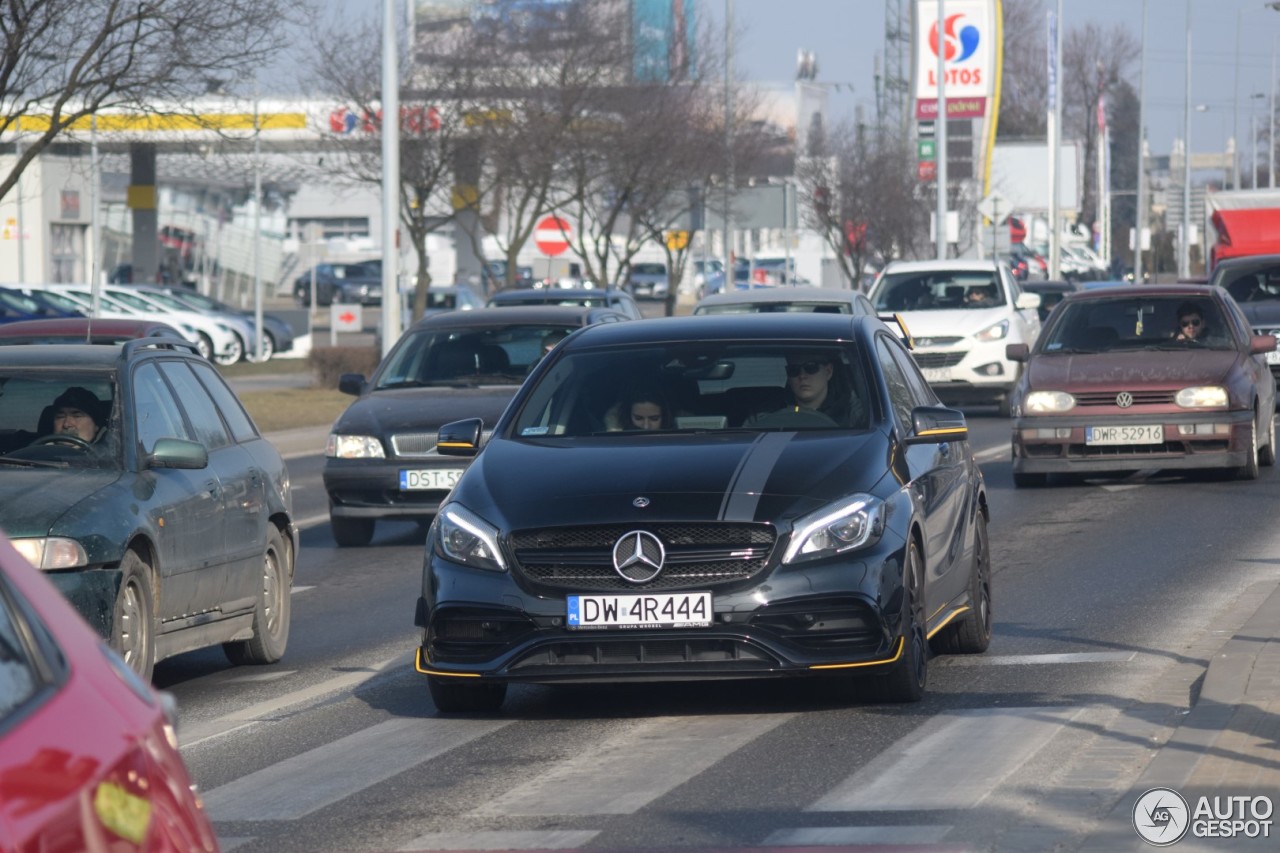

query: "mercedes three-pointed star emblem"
xmin=611 ymin=530 xmax=665 ymax=584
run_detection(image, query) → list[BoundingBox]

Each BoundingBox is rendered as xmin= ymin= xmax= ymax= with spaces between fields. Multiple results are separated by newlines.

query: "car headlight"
xmin=975 ymin=319 xmax=1009 ymax=341
xmin=326 ymin=434 xmax=385 ymax=458
xmin=783 ymin=494 xmax=884 ymax=565
xmin=434 ymin=504 xmax=506 ymax=571
xmin=1176 ymin=386 xmax=1228 ymax=408
xmin=1023 ymin=390 xmax=1076 ymax=413
xmin=11 ymin=537 xmax=89 ymax=570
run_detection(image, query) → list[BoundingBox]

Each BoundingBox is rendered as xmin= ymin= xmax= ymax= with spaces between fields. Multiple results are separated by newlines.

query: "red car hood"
xmin=1029 ymin=349 xmax=1239 ymax=389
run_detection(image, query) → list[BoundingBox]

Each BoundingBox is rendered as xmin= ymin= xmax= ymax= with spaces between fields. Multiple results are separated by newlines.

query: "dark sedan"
xmin=323 ymin=305 xmax=633 ymax=546
xmin=414 ymin=313 xmax=992 ymax=712
xmin=693 ymin=286 xmax=876 ymax=316
xmin=1209 ymin=253 xmax=1280 ymax=384
xmin=0 ymin=317 xmax=186 ymax=344
xmin=1006 ymin=284 xmax=1277 ymax=485
xmin=293 ymin=261 xmax=382 ymax=307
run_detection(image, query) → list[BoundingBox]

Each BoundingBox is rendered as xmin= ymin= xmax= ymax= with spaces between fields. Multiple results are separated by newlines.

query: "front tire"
xmin=1261 ymin=412 xmax=1276 ymax=467
xmin=931 ymin=511 xmax=993 ymax=655
xmin=331 ymin=515 xmax=375 ymax=547
xmin=214 ymin=334 xmax=244 ymax=366
xmin=195 ymin=333 xmax=214 ymax=361
xmin=224 ymin=527 xmax=291 ymax=665
xmin=873 ymin=540 xmax=928 ymax=703
xmin=113 ymin=551 xmax=156 ymax=680
xmin=428 ymin=675 xmax=507 ymax=713
xmin=1236 ymin=416 xmax=1261 ymax=480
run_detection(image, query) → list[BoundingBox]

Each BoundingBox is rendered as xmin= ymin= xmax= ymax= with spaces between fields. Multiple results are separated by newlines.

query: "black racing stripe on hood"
xmin=718 ymin=432 xmax=794 ymax=521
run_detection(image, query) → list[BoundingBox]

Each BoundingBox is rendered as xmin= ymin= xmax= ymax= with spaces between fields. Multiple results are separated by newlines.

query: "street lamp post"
xmin=1135 ymin=0 xmax=1148 ymax=285
xmin=1252 ymin=92 xmax=1266 ymax=188
xmin=1180 ymin=0 xmax=1191 ymax=280
xmin=1234 ymin=3 xmax=1280 ymax=189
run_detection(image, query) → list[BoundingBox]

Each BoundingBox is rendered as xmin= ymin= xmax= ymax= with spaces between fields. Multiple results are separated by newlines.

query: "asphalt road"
xmin=154 ymin=411 xmax=1280 ymax=853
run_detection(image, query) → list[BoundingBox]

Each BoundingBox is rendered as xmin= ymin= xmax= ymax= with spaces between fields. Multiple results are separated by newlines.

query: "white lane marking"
xmin=972 ymin=444 xmax=1008 ymax=462
xmin=808 ymin=706 xmax=1084 ymax=812
xmin=224 ymin=670 xmax=296 ymax=683
xmin=295 ymin=512 xmax=330 ymax=530
xmin=472 ymin=713 xmax=794 ymax=816
xmin=290 ymin=585 xmax=315 ymax=595
xmin=180 ymin=650 xmax=412 ymax=748
xmin=203 ymin=717 xmax=512 ymax=823
xmin=937 ymin=651 xmax=1135 ymax=667
xmin=763 ymin=826 xmax=953 ymax=845
xmin=400 ymin=830 xmax=600 ymax=851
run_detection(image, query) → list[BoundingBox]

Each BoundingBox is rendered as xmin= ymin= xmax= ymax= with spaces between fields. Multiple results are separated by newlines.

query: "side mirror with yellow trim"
xmin=437 ymin=418 xmax=483 ymax=457
xmin=904 ymin=406 xmax=968 ymax=445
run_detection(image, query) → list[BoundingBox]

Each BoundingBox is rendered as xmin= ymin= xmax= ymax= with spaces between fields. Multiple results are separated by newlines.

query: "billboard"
xmin=632 ymin=0 xmax=697 ymax=82
xmin=913 ymin=0 xmax=997 ymax=119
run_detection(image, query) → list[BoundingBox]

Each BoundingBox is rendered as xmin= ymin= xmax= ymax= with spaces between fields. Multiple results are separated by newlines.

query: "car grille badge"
xmin=632 ymin=496 xmax=650 ymax=508
xmin=612 ymin=530 xmax=665 ymax=583
xmin=1116 ymin=391 xmax=1133 ymax=408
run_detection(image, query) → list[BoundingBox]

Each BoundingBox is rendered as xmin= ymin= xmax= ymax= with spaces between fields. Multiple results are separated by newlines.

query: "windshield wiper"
xmin=0 ymin=456 xmax=67 ymax=468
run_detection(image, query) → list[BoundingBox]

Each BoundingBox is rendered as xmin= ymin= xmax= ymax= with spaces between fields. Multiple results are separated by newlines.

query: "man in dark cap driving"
xmin=49 ymin=386 xmax=106 ymax=443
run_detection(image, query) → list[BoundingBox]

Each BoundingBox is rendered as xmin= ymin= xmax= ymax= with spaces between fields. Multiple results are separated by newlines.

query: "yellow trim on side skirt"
xmin=415 ymin=647 xmax=482 ymax=677
xmin=926 ymin=606 xmax=971 ymax=639
xmin=809 ymin=636 xmax=905 ymax=670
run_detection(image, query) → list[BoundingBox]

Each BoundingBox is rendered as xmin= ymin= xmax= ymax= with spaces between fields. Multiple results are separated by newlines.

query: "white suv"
xmin=868 ymin=259 xmax=1041 ymax=415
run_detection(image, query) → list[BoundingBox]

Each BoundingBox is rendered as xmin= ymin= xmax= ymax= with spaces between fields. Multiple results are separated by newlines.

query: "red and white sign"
xmin=914 ymin=1 xmax=996 ymax=104
xmin=534 ymin=216 xmax=572 ymax=257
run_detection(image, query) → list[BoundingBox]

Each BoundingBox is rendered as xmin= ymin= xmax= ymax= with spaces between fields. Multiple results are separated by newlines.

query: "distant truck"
xmin=1205 ymin=188 xmax=1280 ymax=272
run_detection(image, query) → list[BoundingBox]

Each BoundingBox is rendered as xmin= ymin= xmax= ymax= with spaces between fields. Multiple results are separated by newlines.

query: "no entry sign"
xmin=534 ymin=215 xmax=571 ymax=256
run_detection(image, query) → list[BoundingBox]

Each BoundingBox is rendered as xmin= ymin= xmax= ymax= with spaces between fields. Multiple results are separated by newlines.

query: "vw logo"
xmin=1116 ymin=391 xmax=1134 ymax=408
xmin=611 ymin=530 xmax=665 ymax=584
xmin=632 ymin=496 xmax=650 ymax=508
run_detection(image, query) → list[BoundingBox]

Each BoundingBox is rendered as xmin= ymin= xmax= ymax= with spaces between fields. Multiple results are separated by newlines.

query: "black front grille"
xmin=913 ymin=351 xmax=966 ymax=369
xmin=1074 ymin=390 xmax=1176 ymax=406
xmin=508 ymin=638 xmax=776 ymax=671
xmin=510 ymin=523 xmax=776 ymax=592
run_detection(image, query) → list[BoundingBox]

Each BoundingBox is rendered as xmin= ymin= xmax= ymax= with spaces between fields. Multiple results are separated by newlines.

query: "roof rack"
xmin=122 ymin=336 xmax=201 ymax=358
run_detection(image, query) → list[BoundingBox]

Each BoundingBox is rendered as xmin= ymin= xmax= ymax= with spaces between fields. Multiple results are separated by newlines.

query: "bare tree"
xmin=995 ymin=0 xmax=1048 ymax=140
xmin=0 ymin=0 xmax=296 ymax=202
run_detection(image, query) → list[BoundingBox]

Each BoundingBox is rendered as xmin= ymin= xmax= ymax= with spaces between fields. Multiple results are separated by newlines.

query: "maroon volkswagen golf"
xmin=1005 ymin=284 xmax=1277 ymax=485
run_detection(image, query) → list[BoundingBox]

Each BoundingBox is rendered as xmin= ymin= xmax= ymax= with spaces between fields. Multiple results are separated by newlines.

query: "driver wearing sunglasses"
xmin=743 ymin=352 xmax=864 ymax=428
xmin=1174 ymin=302 xmax=1207 ymax=342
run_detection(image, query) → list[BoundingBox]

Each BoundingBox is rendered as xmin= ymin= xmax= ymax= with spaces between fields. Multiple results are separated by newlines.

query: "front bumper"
xmin=415 ymin=543 xmax=909 ymax=686
xmin=324 ymin=456 xmax=472 ymax=521
xmin=48 ymin=568 xmax=123 ymax=639
xmin=1011 ymin=410 xmax=1254 ymax=474
xmin=912 ymin=339 xmax=1019 ymax=403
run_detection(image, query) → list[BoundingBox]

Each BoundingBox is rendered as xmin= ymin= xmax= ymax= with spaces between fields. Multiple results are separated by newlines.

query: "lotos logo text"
xmin=928 ymin=13 xmax=980 ymax=63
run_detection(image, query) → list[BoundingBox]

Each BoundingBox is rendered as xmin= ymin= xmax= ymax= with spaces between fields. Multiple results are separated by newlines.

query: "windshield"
xmin=0 ymin=371 xmax=123 ymax=469
xmin=872 ymin=270 xmax=1006 ymax=311
xmin=1040 ymin=295 xmax=1236 ymax=353
xmin=1213 ymin=262 xmax=1280 ymax=304
xmin=510 ymin=341 xmax=872 ymax=437
xmin=375 ymin=325 xmax=577 ymax=389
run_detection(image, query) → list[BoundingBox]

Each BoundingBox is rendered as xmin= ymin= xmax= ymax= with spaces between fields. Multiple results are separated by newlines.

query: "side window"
xmin=190 ymin=362 xmax=259 ymax=443
xmin=886 ymin=337 xmax=939 ymax=407
xmin=875 ymin=336 xmax=916 ymax=429
xmin=132 ymin=363 xmax=194 ymax=453
xmin=159 ymin=362 xmax=231 ymax=450
xmin=0 ymin=579 xmax=46 ymax=725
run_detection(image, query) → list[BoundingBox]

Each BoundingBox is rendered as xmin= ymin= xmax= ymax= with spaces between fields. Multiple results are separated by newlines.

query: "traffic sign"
xmin=331 ymin=302 xmax=362 ymax=332
xmin=976 ymin=191 xmax=1008 ymax=221
xmin=917 ymin=139 xmax=936 ymax=161
xmin=917 ymin=160 xmax=937 ymax=182
xmin=918 ymin=120 xmax=936 ymax=138
xmin=665 ymin=230 xmax=689 ymax=251
xmin=534 ymin=215 xmax=572 ymax=256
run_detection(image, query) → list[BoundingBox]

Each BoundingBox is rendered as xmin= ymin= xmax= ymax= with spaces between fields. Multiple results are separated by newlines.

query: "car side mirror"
xmin=338 ymin=373 xmax=367 ymax=396
xmin=146 ymin=437 xmax=208 ymax=470
xmin=1006 ymin=343 xmax=1030 ymax=362
xmin=437 ymin=418 xmax=483 ymax=457
xmin=904 ymin=406 xmax=968 ymax=445
xmin=1016 ymin=293 xmax=1042 ymax=310
xmin=1251 ymin=334 xmax=1278 ymax=355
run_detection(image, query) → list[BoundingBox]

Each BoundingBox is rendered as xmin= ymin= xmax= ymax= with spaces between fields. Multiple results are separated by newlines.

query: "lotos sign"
xmin=914 ymin=0 xmax=996 ymax=115
xmin=327 ymin=105 xmax=442 ymax=135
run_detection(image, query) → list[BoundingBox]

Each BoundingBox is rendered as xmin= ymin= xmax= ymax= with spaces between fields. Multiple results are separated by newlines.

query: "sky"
xmin=310 ymin=1 xmax=1280 ymax=160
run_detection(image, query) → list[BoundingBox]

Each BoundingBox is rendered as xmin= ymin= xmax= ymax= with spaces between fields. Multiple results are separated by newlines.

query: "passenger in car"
xmin=604 ymin=383 xmax=673 ymax=431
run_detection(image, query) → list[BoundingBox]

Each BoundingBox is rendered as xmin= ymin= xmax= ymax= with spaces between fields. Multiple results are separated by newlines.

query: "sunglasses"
xmin=1181 ymin=319 xmax=1202 ymax=328
xmin=785 ymin=361 xmax=825 ymax=378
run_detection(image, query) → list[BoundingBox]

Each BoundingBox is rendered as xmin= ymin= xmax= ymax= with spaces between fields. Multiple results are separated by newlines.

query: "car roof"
xmin=695 ymin=286 xmax=866 ymax=307
xmin=1211 ymin=254 xmax=1280 ymax=271
xmin=881 ymin=258 xmax=1002 ymax=273
xmin=408 ymin=305 xmax=620 ymax=330
xmin=0 ymin=318 xmax=184 ymax=338
xmin=557 ymin=312 xmax=879 ymax=347
xmin=1057 ymin=283 xmax=1223 ymax=304
xmin=489 ymin=287 xmax=626 ymax=300
xmin=1019 ymin=279 xmax=1080 ymax=293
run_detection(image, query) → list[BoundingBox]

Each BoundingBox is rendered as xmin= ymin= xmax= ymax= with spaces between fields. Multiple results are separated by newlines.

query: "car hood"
xmin=333 ymin=386 xmax=520 ymax=435
xmin=894 ymin=308 xmax=1011 ymax=341
xmin=0 ymin=468 xmax=122 ymax=537
xmin=1028 ymin=349 xmax=1240 ymax=388
xmin=453 ymin=431 xmax=885 ymax=527
xmin=1237 ymin=302 xmax=1280 ymax=328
